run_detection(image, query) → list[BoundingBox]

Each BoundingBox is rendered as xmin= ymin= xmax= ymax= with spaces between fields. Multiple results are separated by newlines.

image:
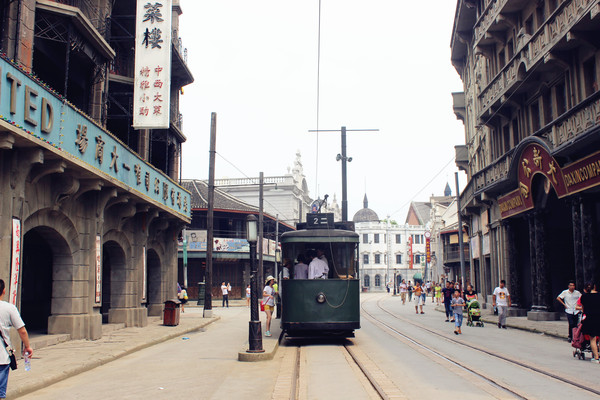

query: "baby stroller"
xmin=466 ymin=300 xmax=484 ymax=327
xmin=572 ymin=318 xmax=592 ymax=360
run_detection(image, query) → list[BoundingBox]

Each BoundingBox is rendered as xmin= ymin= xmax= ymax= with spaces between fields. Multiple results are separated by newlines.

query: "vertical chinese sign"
xmin=95 ymin=235 xmax=102 ymax=305
xmin=426 ymin=237 xmax=431 ymax=263
xmin=9 ymin=218 xmax=21 ymax=306
xmin=133 ymin=1 xmax=172 ymax=129
xmin=408 ymin=236 xmax=413 ymax=269
xmin=142 ymin=246 xmax=147 ymax=302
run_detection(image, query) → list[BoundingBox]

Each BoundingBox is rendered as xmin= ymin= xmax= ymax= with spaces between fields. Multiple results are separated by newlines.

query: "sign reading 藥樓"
xmin=133 ymin=1 xmax=172 ymax=129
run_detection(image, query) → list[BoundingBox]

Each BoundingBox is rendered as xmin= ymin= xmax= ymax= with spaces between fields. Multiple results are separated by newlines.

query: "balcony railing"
xmin=443 ymin=246 xmax=470 ymax=264
xmin=172 ymin=30 xmax=188 ymax=65
xmin=478 ymin=0 xmax=596 ymax=118
xmin=52 ymin=0 xmax=107 ymax=36
xmin=171 ymin=108 xmax=183 ymax=131
xmin=473 ymin=0 xmax=508 ymax=48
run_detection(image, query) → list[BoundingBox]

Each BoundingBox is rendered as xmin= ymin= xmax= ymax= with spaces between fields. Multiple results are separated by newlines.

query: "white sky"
xmin=178 ymin=0 xmax=467 ymax=222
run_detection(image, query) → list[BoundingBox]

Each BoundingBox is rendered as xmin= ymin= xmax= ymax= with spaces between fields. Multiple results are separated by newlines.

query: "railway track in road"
xmin=361 ymin=296 xmax=600 ymax=399
xmin=272 ymin=338 xmax=406 ymax=400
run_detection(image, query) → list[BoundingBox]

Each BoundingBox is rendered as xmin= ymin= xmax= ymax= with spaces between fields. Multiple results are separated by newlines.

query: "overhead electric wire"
xmin=314 ymin=0 xmax=322 ymax=198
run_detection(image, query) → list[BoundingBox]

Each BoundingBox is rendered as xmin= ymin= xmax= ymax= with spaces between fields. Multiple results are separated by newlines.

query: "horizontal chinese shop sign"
xmin=0 ymin=56 xmax=190 ymax=220
xmin=499 ymin=144 xmax=600 ymax=219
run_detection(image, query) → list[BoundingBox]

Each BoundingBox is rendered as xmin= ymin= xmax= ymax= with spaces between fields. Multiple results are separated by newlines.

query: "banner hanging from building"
xmin=95 ymin=235 xmax=102 ymax=305
xmin=408 ymin=236 xmax=413 ymax=269
xmin=9 ymin=218 xmax=21 ymax=305
xmin=133 ymin=0 xmax=172 ymax=129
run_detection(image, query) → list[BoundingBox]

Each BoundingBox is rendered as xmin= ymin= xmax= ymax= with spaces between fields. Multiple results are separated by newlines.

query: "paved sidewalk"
xmin=432 ymin=304 xmax=569 ymax=339
xmin=8 ymin=308 xmax=219 ymax=399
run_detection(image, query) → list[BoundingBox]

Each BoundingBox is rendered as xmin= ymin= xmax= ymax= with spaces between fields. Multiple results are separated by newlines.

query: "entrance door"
xmin=101 ymin=241 xmax=127 ymax=323
xmin=146 ymin=249 xmax=162 ymax=315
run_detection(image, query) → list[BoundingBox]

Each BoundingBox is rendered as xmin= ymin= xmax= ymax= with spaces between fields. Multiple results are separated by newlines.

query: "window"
xmin=530 ymin=101 xmax=540 ymax=133
xmin=363 ymin=233 xmax=369 ymax=244
xmin=415 ymin=254 xmax=422 ymax=264
xmin=525 ymin=15 xmax=534 ymax=35
xmin=364 ymin=275 xmax=370 ymax=287
xmin=395 ymin=234 xmax=402 ymax=244
xmin=374 ymin=234 xmax=380 ymax=243
xmin=503 ymin=124 xmax=511 ymax=152
xmin=375 ymin=274 xmax=381 ymax=287
xmin=498 ymin=49 xmax=506 ymax=70
xmin=507 ymin=39 xmax=514 ymax=59
xmin=584 ymin=57 xmax=597 ymax=98
xmin=396 ymin=254 xmax=402 ymax=264
xmin=556 ymin=81 xmax=567 ymax=116
xmin=363 ymin=254 xmax=369 ymax=264
xmin=374 ymin=254 xmax=381 ymax=264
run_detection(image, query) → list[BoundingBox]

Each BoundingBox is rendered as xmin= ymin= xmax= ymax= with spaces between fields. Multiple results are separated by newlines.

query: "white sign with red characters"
xmin=133 ymin=0 xmax=172 ymax=129
xmin=9 ymin=218 xmax=21 ymax=305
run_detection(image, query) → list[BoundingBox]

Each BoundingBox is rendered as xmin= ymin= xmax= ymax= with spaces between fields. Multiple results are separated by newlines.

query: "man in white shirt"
xmin=308 ymin=250 xmax=329 ymax=279
xmin=492 ymin=280 xmax=511 ymax=329
xmin=399 ymin=280 xmax=408 ymax=305
xmin=221 ymin=282 xmax=229 ymax=308
xmin=294 ymin=254 xmax=309 ymax=279
xmin=0 ymin=279 xmax=33 ymax=399
xmin=316 ymin=249 xmax=329 ymax=266
xmin=557 ymin=281 xmax=582 ymax=342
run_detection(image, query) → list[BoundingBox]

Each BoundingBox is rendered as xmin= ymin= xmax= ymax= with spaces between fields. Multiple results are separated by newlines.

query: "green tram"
xmin=280 ymin=213 xmax=360 ymax=337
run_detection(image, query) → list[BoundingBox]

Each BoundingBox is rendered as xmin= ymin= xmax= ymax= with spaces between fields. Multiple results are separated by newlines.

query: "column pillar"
xmin=528 ymin=211 xmax=560 ymax=320
xmin=581 ymin=196 xmax=597 ymax=285
xmin=505 ymin=221 xmax=526 ymax=316
xmin=571 ymin=196 xmax=584 ymax=290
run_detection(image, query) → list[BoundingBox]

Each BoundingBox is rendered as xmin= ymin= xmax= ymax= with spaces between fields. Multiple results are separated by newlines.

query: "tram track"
xmin=362 ymin=295 xmax=600 ymax=398
xmin=275 ymin=336 xmax=405 ymax=400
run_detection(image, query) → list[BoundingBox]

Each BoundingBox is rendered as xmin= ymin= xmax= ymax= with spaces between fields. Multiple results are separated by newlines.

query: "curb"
xmin=238 ymin=330 xmax=284 ymax=362
xmin=10 ymin=317 xmax=220 ymax=399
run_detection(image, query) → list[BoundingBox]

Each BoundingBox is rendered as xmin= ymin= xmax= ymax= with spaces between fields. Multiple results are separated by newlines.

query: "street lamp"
xmin=246 ymin=214 xmax=264 ymax=353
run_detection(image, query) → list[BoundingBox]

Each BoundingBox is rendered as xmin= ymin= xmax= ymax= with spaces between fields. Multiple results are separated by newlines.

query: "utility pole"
xmin=258 ymin=172 xmax=264 ymax=293
xmin=204 ymin=112 xmax=217 ymax=318
xmin=309 ymin=127 xmax=378 ymax=221
xmin=455 ymin=172 xmax=466 ymax=291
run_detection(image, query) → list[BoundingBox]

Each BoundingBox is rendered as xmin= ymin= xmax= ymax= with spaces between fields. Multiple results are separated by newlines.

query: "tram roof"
xmin=280 ymin=228 xmax=359 ymax=243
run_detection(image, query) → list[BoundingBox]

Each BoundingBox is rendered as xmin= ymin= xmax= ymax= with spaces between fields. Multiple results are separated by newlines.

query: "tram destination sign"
xmin=306 ymin=213 xmax=334 ymax=229
xmin=0 ymin=56 xmax=190 ymax=220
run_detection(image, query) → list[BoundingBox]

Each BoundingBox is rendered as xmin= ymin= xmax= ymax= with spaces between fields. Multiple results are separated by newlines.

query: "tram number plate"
xmin=307 ymin=213 xmax=334 ymax=229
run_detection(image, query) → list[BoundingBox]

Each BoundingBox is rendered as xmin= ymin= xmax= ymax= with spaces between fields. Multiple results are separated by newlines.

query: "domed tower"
xmin=352 ymin=194 xmax=379 ymax=223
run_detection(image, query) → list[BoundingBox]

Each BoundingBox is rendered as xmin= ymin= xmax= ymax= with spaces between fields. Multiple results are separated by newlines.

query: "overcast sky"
xmin=178 ymin=0 xmax=467 ymax=223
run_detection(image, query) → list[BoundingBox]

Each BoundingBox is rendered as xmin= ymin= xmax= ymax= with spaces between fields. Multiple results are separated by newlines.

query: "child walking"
xmin=451 ymin=290 xmax=465 ymax=334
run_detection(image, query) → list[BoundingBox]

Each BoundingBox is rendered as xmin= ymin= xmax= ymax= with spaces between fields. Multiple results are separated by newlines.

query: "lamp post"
xmin=246 ymin=214 xmax=264 ymax=353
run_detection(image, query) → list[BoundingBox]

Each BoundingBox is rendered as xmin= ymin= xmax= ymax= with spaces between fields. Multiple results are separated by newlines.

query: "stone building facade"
xmin=451 ymin=0 xmax=600 ymax=317
xmin=353 ymin=196 xmax=427 ymax=291
xmin=0 ymin=0 xmax=193 ymax=341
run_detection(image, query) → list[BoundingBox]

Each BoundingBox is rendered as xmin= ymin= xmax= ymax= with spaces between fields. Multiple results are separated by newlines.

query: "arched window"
xmin=375 ymin=274 xmax=381 ymax=287
xmin=364 ymin=274 xmax=370 ymax=287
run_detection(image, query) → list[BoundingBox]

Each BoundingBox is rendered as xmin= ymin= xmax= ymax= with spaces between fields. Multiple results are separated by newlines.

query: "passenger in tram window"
xmin=308 ymin=250 xmax=328 ymax=279
xmin=294 ymin=254 xmax=309 ymax=279
xmin=316 ymin=248 xmax=329 ymax=267
xmin=281 ymin=259 xmax=291 ymax=280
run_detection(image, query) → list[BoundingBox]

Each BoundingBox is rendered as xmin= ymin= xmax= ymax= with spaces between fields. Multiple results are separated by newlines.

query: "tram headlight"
xmin=316 ymin=292 xmax=326 ymax=303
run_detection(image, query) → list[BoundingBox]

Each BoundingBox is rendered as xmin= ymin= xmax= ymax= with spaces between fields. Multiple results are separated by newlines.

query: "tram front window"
xmin=283 ymin=242 xmax=358 ymax=279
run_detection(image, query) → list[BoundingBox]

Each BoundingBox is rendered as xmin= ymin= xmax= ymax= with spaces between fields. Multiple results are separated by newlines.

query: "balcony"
xmin=171 ymin=31 xmax=194 ymax=87
xmin=443 ymin=244 xmax=471 ymax=264
xmin=477 ymin=0 xmax=596 ymax=119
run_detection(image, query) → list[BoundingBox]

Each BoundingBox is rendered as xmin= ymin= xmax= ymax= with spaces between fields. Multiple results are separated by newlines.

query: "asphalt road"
xmin=19 ymin=294 xmax=600 ymax=399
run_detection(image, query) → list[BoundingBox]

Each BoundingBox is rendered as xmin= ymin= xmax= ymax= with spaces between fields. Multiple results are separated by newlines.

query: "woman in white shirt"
xmin=263 ymin=276 xmax=276 ymax=337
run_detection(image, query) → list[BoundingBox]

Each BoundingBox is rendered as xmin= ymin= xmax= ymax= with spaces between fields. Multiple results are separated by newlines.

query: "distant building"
xmin=214 ymin=152 xmax=313 ymax=228
xmin=353 ymin=195 xmax=426 ymax=291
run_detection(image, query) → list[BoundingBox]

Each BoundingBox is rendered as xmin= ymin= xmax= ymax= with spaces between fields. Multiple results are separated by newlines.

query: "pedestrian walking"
xmin=442 ymin=281 xmax=454 ymax=322
xmin=451 ymin=290 xmax=466 ymax=335
xmin=556 ymin=281 xmax=581 ymax=342
xmin=245 ymin=284 xmax=251 ymax=307
xmin=177 ymin=285 xmax=188 ymax=313
xmin=435 ymin=282 xmax=442 ymax=305
xmin=221 ymin=282 xmax=229 ymax=308
xmin=492 ymin=280 xmax=511 ymax=329
xmin=421 ymin=282 xmax=427 ymax=305
xmin=262 ymin=276 xmax=276 ymax=337
xmin=399 ymin=279 xmax=408 ymax=305
xmin=463 ymin=284 xmax=478 ymax=302
xmin=580 ymin=282 xmax=600 ymax=363
xmin=408 ymin=281 xmax=413 ymax=302
xmin=414 ymin=282 xmax=424 ymax=314
xmin=0 ymin=279 xmax=33 ymax=399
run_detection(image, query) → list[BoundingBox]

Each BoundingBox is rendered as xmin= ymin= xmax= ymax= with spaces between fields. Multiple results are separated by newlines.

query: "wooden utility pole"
xmin=309 ymin=127 xmax=378 ymax=221
xmin=204 ymin=112 xmax=217 ymax=317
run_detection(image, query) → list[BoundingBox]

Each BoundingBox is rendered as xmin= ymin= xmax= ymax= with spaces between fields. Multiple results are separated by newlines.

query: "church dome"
xmin=352 ymin=194 xmax=379 ymax=222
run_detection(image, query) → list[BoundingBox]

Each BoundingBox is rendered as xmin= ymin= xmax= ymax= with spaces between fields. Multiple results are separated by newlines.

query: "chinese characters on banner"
xmin=408 ymin=236 xmax=413 ymax=269
xmin=426 ymin=237 xmax=431 ymax=263
xmin=133 ymin=1 xmax=172 ymax=129
xmin=9 ymin=218 xmax=21 ymax=305
xmin=95 ymin=235 xmax=102 ymax=305
xmin=142 ymin=246 xmax=147 ymax=302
